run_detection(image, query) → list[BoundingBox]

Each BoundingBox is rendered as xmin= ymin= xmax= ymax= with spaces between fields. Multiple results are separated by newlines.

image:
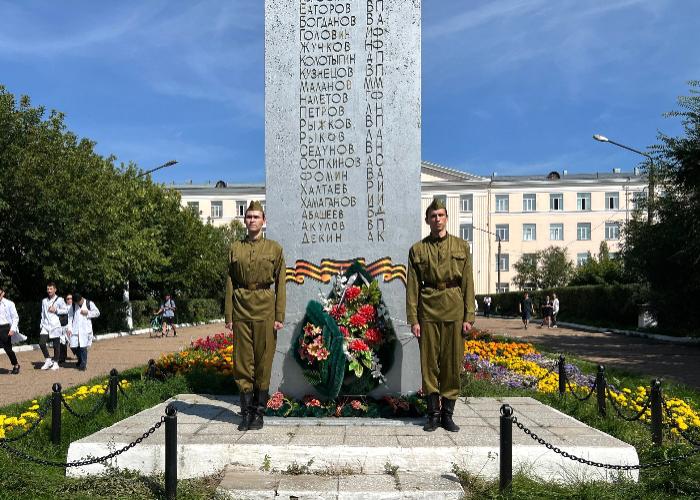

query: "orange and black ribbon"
xmin=286 ymin=257 xmax=406 ymax=285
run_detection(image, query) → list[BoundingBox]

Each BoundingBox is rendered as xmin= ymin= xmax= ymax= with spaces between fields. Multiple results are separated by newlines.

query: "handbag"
xmin=58 ymin=313 xmax=69 ymax=327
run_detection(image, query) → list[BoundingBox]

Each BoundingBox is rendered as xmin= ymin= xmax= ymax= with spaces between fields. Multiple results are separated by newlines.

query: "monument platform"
xmin=67 ymin=394 xmax=639 ymax=493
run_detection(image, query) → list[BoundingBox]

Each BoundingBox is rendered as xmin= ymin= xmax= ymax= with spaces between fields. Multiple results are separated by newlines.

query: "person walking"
xmin=0 ymin=285 xmax=21 ymax=374
xmin=67 ymin=293 xmax=100 ymax=371
xmin=483 ymin=295 xmax=492 ymax=318
xmin=38 ymin=282 xmax=68 ymax=370
xmin=539 ymin=295 xmax=553 ymax=328
xmin=225 ymin=201 xmax=286 ymax=431
xmin=155 ymin=293 xmax=177 ymax=337
xmin=552 ymin=293 xmax=560 ymax=328
xmin=519 ymin=292 xmax=535 ymax=329
xmin=58 ymin=294 xmax=73 ymax=363
xmin=407 ymin=197 xmax=476 ymax=433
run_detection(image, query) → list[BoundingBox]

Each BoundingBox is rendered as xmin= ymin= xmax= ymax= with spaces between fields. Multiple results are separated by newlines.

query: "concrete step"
xmin=216 ymin=466 xmax=464 ymax=500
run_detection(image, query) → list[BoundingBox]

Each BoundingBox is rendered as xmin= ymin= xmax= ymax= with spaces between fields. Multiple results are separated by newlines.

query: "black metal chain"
xmin=0 ymin=398 xmax=52 ymax=443
xmin=0 ymin=416 xmax=165 ymax=468
xmin=606 ymin=389 xmax=651 ymax=422
xmin=565 ymin=377 xmax=597 ymax=402
xmin=663 ymin=399 xmax=700 ymax=447
xmin=60 ymin=391 xmax=108 ymax=419
xmin=511 ymin=415 xmax=700 ymax=470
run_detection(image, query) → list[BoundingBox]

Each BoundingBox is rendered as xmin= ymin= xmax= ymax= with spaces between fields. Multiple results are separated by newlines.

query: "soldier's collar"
xmin=428 ymin=231 xmax=449 ymax=242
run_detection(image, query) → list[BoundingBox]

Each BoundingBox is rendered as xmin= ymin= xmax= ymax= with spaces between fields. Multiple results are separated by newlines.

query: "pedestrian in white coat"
xmin=39 ymin=282 xmax=68 ymax=371
xmin=67 ymin=293 xmax=99 ymax=371
xmin=0 ymin=285 xmax=21 ymax=374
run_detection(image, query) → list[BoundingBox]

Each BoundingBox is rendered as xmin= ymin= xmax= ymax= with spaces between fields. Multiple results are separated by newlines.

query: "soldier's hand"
xmin=225 ymin=322 xmax=233 ymax=331
xmin=274 ymin=321 xmax=284 ymax=331
xmin=411 ymin=324 xmax=421 ymax=338
xmin=462 ymin=322 xmax=472 ymax=334
xmin=80 ymin=308 xmax=89 ymax=316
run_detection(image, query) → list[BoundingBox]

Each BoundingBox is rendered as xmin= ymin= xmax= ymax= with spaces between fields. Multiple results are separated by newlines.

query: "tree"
xmin=512 ymin=246 xmax=574 ymax=290
xmin=570 ymin=242 xmax=627 ymax=286
xmin=622 ymin=82 xmax=700 ymax=332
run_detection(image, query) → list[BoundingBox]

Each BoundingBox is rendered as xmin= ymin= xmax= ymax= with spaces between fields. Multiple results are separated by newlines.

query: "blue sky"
xmin=1 ymin=1 xmax=698 ymax=184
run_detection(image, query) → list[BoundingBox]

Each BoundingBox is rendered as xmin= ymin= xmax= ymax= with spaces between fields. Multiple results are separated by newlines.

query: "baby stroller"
xmin=150 ymin=314 xmax=163 ymax=338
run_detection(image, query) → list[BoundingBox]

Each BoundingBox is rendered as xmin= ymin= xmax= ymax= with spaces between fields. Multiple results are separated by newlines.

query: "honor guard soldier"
xmin=406 ymin=197 xmax=475 ymax=432
xmin=225 ymin=201 xmax=286 ymax=431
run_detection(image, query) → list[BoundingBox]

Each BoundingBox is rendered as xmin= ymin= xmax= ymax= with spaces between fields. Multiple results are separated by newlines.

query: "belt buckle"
xmin=249 ymin=283 xmax=258 ymax=291
xmin=437 ymin=282 xmax=446 ymax=290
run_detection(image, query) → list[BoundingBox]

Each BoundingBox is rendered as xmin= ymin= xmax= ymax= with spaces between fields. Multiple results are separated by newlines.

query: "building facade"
xmin=175 ymin=161 xmax=646 ymax=295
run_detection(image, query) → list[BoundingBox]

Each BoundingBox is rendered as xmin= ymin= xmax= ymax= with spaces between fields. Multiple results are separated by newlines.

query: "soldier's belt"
xmin=421 ymin=280 xmax=461 ymax=290
xmin=233 ymin=282 xmax=273 ymax=291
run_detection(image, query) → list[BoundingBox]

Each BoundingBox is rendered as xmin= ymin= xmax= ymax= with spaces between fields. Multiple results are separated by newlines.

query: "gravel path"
xmin=0 ymin=322 xmax=225 ymax=407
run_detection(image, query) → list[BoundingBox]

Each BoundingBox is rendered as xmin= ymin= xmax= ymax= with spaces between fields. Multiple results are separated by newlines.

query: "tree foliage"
xmin=512 ymin=246 xmax=574 ymax=290
xmin=0 ymin=86 xmax=228 ymax=302
xmin=570 ymin=242 xmax=628 ymax=286
xmin=622 ymin=81 xmax=700 ymax=332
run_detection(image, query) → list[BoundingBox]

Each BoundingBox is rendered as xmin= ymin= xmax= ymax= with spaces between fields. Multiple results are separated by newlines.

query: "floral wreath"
xmin=293 ymin=261 xmax=397 ymax=398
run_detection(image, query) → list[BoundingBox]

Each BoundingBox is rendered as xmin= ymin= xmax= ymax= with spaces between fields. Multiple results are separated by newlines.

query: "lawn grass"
xmin=458 ymin=339 xmax=700 ymax=499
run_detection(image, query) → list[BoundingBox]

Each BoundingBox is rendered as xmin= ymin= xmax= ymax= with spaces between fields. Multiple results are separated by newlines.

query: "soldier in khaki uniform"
xmin=225 ymin=201 xmax=286 ymax=431
xmin=406 ymin=198 xmax=475 ymax=432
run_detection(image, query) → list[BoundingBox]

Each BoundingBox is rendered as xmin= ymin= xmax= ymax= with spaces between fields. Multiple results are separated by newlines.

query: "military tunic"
xmin=225 ymin=237 xmax=286 ymax=392
xmin=406 ymin=233 xmax=475 ymax=399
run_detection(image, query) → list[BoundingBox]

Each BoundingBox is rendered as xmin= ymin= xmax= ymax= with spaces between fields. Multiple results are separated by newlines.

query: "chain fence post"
xmin=558 ymin=355 xmax=566 ymax=396
xmin=650 ymin=379 xmax=663 ymax=446
xmin=165 ymin=403 xmax=178 ymax=500
xmin=499 ymin=404 xmax=513 ymax=493
xmin=108 ymin=369 xmax=118 ymax=413
xmin=147 ymin=359 xmax=156 ymax=380
xmin=596 ymin=365 xmax=607 ymax=416
xmin=51 ymin=383 xmax=62 ymax=445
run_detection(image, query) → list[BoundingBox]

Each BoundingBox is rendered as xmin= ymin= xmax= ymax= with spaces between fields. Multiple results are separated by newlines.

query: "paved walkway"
xmin=0 ymin=323 xmax=225 ymax=407
xmin=477 ymin=317 xmax=700 ymax=389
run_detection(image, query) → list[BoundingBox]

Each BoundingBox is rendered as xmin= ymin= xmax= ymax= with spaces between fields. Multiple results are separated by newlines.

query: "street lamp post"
xmin=474 ymin=225 xmax=503 ymax=293
xmin=593 ymin=134 xmax=654 ymax=223
xmin=136 ymin=159 xmax=178 ymax=178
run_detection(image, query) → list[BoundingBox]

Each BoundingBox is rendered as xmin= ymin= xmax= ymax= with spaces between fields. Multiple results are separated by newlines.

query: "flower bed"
xmin=0 ymin=379 xmax=131 ymax=439
xmin=265 ymin=390 xmax=425 ymax=418
xmin=463 ymin=337 xmax=700 ymax=433
xmin=155 ymin=332 xmax=234 ymax=377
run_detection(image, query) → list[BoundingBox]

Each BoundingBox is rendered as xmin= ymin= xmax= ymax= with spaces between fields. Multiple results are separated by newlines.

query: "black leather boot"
xmin=440 ymin=397 xmax=460 ymax=432
xmin=237 ymin=392 xmax=253 ymax=431
xmin=423 ymin=393 xmax=440 ymax=432
xmin=248 ymin=389 xmax=269 ymax=430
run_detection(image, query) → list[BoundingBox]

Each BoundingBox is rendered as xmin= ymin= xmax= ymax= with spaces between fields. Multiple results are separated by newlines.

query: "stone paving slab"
xmin=216 ymin=467 xmax=463 ymax=500
xmin=66 ymin=394 xmax=639 ymax=484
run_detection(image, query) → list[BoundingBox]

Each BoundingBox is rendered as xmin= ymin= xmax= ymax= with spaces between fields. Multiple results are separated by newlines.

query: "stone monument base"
xmin=67 ymin=394 xmax=639 ymax=491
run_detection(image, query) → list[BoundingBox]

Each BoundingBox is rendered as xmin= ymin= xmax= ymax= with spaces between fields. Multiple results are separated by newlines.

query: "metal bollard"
xmin=499 ymin=404 xmax=513 ymax=493
xmin=108 ymin=368 xmax=118 ymax=413
xmin=165 ymin=403 xmax=178 ymax=500
xmin=147 ymin=359 xmax=156 ymax=380
xmin=52 ymin=383 xmax=62 ymax=445
xmin=596 ymin=365 xmax=607 ymax=416
xmin=650 ymin=379 xmax=663 ymax=446
xmin=558 ymin=355 xmax=566 ymax=396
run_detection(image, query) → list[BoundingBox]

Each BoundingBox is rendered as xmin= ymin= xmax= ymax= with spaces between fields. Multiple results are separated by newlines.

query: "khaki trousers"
xmin=418 ymin=321 xmax=463 ymax=399
xmin=233 ymin=320 xmax=276 ymax=393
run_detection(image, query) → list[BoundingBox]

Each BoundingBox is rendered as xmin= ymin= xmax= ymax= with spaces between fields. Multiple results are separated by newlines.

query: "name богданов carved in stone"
xmin=298 ymin=0 xmax=386 ymax=246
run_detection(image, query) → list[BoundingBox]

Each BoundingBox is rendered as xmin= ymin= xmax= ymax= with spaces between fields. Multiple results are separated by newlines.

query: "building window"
xmin=577 ymin=222 xmax=591 ymax=241
xmin=606 ymin=192 xmax=619 ymax=210
xmin=610 ymin=252 xmax=620 ymax=260
xmin=523 ymin=224 xmax=537 ymax=241
xmin=460 ymin=194 xmax=473 ymax=213
xmin=577 ymin=253 xmax=590 ymax=267
xmin=550 ymin=193 xmax=563 ymax=211
xmin=211 ymin=201 xmax=223 ymax=219
xmin=522 ymin=253 xmax=537 ymax=265
xmin=495 ymin=224 xmax=509 ymax=242
xmin=632 ymin=191 xmax=646 ymax=210
xmin=186 ymin=201 xmax=200 ymax=214
xmin=496 ymin=282 xmax=510 ymax=293
xmin=497 ymin=254 xmax=509 ymax=272
xmin=577 ymin=193 xmax=591 ymax=211
xmin=549 ymin=223 xmax=564 ymax=241
xmin=460 ymin=223 xmax=473 ymax=242
xmin=495 ymin=194 xmax=509 ymax=213
xmin=523 ymin=282 xmax=537 ymax=291
xmin=605 ymin=222 xmax=620 ymax=241
xmin=236 ymin=201 xmax=247 ymax=217
xmin=523 ymin=194 xmax=536 ymax=212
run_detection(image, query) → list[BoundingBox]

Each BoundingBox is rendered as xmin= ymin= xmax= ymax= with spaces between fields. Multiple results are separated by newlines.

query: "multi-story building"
xmin=175 ymin=161 xmax=647 ymax=295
